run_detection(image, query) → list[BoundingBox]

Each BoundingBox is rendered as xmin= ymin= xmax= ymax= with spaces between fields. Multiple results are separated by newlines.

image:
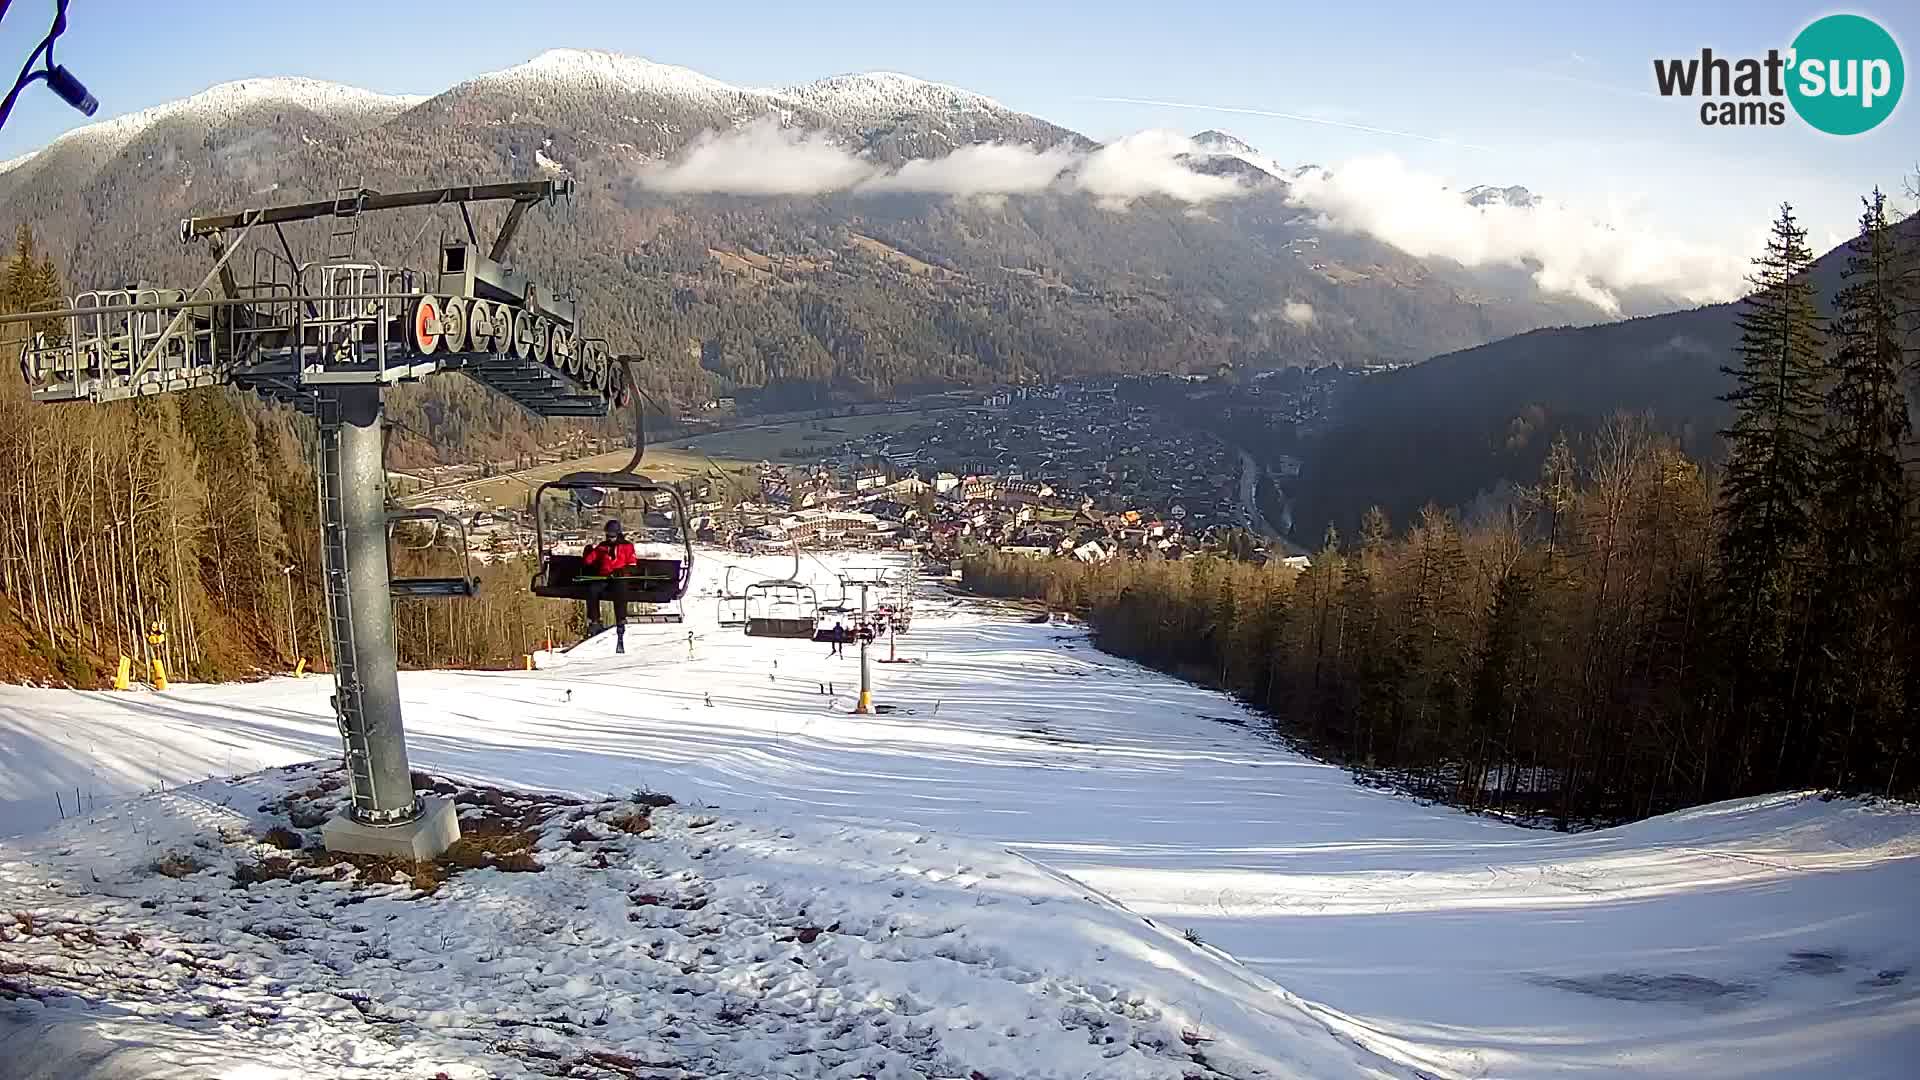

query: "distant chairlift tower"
xmin=9 ymin=179 xmax=631 ymax=859
xmin=838 ymin=566 xmax=898 ymax=714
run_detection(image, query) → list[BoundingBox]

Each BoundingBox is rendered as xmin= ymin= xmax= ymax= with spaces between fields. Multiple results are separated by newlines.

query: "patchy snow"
xmin=2 ymin=547 xmax=1917 ymax=1078
xmin=0 ymin=765 xmax=1401 ymax=1079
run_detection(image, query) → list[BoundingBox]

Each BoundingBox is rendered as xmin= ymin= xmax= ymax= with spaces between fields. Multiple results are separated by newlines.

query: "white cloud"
xmin=639 ymin=118 xmax=874 ymax=196
xmin=1283 ymin=300 xmax=1316 ymax=325
xmin=859 ymin=141 xmax=1077 ymax=196
xmin=636 ymin=119 xmax=1244 ymax=208
xmin=1068 ymin=130 xmax=1246 ymax=208
xmin=1285 ymin=154 xmax=1749 ymax=312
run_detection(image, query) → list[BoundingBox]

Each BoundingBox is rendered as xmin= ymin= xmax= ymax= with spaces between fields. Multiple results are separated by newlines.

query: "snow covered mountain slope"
xmin=472 ymin=48 xmax=750 ymax=102
xmin=775 ymin=72 xmax=1007 ymax=121
xmin=2 ymin=548 xmax=1916 ymax=1078
xmin=0 ymin=77 xmax=422 ymax=181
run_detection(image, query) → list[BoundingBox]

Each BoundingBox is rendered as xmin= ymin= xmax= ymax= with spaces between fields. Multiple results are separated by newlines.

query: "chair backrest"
xmin=545 ymin=552 xmax=586 ymax=586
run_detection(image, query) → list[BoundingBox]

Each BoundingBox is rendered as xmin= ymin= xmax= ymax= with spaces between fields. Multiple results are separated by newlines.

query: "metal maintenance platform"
xmin=19 ymin=180 xmax=625 ymax=419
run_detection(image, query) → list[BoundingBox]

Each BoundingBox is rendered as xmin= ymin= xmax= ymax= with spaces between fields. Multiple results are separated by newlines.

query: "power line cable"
xmin=0 ymin=0 xmax=95 ymax=133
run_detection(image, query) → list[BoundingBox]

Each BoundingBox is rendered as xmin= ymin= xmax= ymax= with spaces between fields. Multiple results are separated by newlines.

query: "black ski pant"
xmin=585 ymin=582 xmax=628 ymax=638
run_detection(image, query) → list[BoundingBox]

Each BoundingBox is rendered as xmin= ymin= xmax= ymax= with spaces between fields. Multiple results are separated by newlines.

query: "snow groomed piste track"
xmin=1 ymin=548 xmax=1916 ymax=1078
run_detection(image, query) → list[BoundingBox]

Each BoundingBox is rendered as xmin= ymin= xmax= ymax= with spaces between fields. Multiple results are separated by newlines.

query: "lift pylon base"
xmin=321 ymin=797 xmax=460 ymax=861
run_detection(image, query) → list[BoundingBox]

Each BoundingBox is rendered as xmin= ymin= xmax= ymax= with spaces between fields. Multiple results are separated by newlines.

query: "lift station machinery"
xmin=10 ymin=179 xmax=636 ymax=859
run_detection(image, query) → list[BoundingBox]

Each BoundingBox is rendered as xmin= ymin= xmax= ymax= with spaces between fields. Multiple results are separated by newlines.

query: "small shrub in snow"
xmin=493 ymin=850 xmax=541 ymax=873
xmin=231 ymin=857 xmax=297 ymax=888
xmin=262 ymin=826 xmax=304 ymax=851
xmin=151 ymin=853 xmax=207 ymax=879
xmin=443 ymin=832 xmax=543 ymax=874
xmin=608 ymin=810 xmax=651 ymax=835
xmin=1181 ymin=927 xmax=1204 ymax=946
xmin=630 ymin=789 xmax=676 ymax=808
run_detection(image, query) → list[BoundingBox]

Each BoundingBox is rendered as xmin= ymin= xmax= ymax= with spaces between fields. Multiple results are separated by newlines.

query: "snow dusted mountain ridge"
xmin=0 ymin=76 xmax=423 ymax=177
xmin=1191 ymin=129 xmax=1259 ymax=156
xmin=1191 ymin=130 xmax=1544 ymax=210
xmin=467 ymin=48 xmax=751 ymax=103
xmin=773 ymin=70 xmax=1010 ymax=121
xmin=466 ymin=48 xmax=1018 ymax=126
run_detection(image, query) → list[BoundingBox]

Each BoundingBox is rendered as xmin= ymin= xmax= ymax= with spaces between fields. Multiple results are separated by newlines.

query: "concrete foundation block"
xmin=321 ymin=796 xmax=460 ymax=860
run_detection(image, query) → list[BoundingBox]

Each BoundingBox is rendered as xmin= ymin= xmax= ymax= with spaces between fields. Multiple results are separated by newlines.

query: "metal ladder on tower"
xmin=315 ymin=396 xmax=380 ymax=821
xmin=327 ymin=186 xmax=366 ymax=262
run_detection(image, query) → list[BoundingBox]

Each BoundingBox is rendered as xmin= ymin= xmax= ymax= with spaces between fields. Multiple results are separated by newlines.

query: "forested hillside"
xmin=1292 ymin=212 xmax=1920 ymax=541
xmin=971 ymin=201 xmax=1920 ymax=825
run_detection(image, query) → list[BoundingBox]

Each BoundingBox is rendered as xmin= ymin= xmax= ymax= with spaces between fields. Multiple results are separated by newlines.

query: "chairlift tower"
xmin=9 ymin=179 xmax=632 ymax=859
xmin=838 ymin=566 xmax=897 ymax=714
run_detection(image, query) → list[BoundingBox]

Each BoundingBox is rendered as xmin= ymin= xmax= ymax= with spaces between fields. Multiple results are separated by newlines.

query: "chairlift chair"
xmin=528 ymin=360 xmax=694 ymax=610
xmin=387 ymin=508 xmax=481 ymax=598
xmin=738 ymin=522 xmax=816 ymax=638
xmin=530 ymin=475 xmax=692 ymax=605
xmin=627 ymin=599 xmax=686 ymax=626
xmin=744 ymin=580 xmax=818 ymax=638
xmin=717 ymin=566 xmax=748 ymax=628
xmin=811 ymin=579 xmax=854 ymax=641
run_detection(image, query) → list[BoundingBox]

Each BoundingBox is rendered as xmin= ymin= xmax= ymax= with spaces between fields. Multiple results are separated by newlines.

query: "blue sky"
xmin=2 ymin=0 xmax=1914 ymax=261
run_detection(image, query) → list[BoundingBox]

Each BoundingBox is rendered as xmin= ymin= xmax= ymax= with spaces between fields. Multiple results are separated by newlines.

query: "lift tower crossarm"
xmin=181 ymin=180 xmax=572 ymax=257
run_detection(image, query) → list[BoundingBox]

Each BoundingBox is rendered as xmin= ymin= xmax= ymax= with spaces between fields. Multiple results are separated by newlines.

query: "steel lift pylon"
xmin=837 ymin=566 xmax=900 ymax=715
xmin=9 ymin=179 xmax=634 ymax=858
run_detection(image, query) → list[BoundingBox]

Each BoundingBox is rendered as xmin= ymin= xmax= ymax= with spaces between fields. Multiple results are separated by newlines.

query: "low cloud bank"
xmin=1285 ymin=155 xmax=1748 ymax=312
xmin=636 ymin=119 xmax=1244 ymax=207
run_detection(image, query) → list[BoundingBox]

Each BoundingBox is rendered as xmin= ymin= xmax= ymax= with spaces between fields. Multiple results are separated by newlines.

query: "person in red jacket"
xmin=582 ymin=518 xmax=638 ymax=653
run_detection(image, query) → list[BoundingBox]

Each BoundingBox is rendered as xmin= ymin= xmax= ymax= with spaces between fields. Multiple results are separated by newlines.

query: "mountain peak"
xmin=1463 ymin=184 xmax=1540 ymax=209
xmin=1184 ymin=130 xmax=1287 ymax=184
xmin=1192 ymin=130 xmax=1256 ymax=155
xmin=473 ymin=48 xmax=745 ymax=99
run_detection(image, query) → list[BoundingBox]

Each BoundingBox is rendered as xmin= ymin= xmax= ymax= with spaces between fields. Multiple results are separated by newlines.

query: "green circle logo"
xmin=1787 ymin=14 xmax=1903 ymax=135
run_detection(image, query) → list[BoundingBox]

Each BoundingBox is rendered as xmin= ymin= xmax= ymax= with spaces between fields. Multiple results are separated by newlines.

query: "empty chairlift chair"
xmin=744 ymin=581 xmax=818 ymax=639
xmin=387 ymin=508 xmax=481 ymax=598
xmin=812 ymin=590 xmax=853 ymax=642
xmin=716 ymin=566 xmax=749 ymax=628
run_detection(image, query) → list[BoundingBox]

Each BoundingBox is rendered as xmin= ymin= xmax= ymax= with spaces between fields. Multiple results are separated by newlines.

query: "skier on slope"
xmin=582 ymin=518 xmax=637 ymax=654
xmin=828 ymin=619 xmax=847 ymax=658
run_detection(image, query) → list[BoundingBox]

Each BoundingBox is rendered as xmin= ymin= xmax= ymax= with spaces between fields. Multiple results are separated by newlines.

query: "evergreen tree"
xmin=1805 ymin=191 xmax=1913 ymax=784
xmin=1712 ymin=203 xmax=1826 ymax=786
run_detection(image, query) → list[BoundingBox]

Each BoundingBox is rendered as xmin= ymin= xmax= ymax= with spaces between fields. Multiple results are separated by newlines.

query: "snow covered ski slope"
xmin=2 ymin=548 xmax=1916 ymax=1078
